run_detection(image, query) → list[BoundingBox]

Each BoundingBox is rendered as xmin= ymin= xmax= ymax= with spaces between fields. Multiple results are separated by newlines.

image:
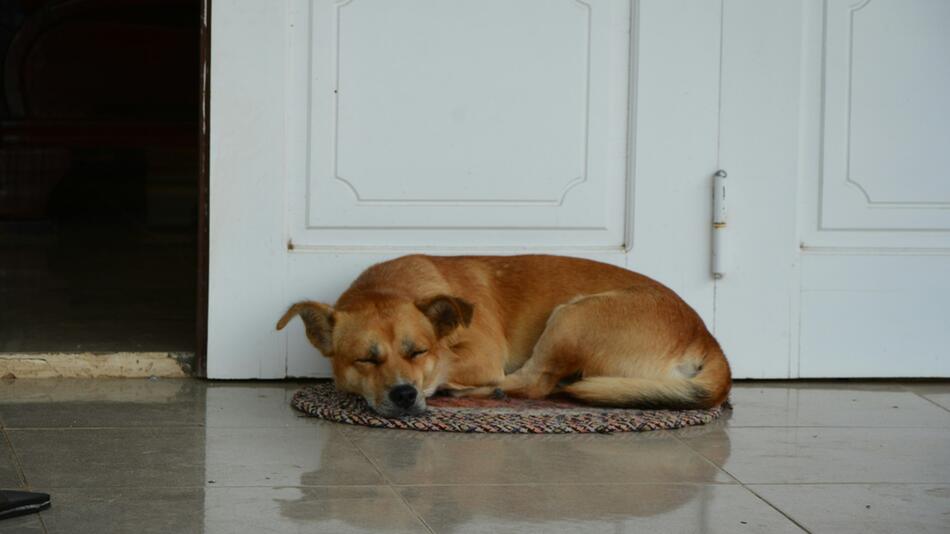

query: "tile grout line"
xmin=384 ymin=485 xmax=436 ymax=534
xmin=7 ymin=422 xmax=950 ymax=431
xmin=900 ymin=387 xmax=950 ymax=415
xmin=387 ymin=481 xmax=736 ymax=487
xmin=669 ymin=431 xmax=814 ymax=534
xmin=2 ymin=427 xmax=30 ymax=489
xmin=340 ymin=430 xmax=436 ymax=534
xmin=665 ymin=431 xmax=744 ymax=487
xmin=0 ymin=425 xmax=208 ymax=431
xmin=36 ymin=510 xmax=50 ymax=534
xmin=739 ymin=484 xmax=813 ymax=534
xmin=23 ymin=480 xmax=950 ymax=491
xmin=2 ymin=426 xmax=49 ymax=534
xmin=678 ymin=445 xmax=812 ymax=534
xmin=916 ymin=396 xmax=950 ymax=414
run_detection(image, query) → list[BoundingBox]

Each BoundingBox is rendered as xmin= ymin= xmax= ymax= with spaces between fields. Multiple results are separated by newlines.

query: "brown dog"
xmin=277 ymin=254 xmax=730 ymax=417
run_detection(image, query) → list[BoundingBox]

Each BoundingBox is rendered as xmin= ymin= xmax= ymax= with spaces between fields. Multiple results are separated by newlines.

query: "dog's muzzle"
xmin=370 ymin=384 xmax=426 ymax=417
xmin=388 ymin=384 xmax=418 ymax=410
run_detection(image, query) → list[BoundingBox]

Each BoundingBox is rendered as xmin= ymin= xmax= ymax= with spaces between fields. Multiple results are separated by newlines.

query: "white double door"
xmin=209 ymin=0 xmax=950 ymax=379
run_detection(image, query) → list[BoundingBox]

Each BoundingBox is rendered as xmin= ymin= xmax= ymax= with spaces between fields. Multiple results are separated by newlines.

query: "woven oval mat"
xmin=291 ymin=383 xmax=729 ymax=433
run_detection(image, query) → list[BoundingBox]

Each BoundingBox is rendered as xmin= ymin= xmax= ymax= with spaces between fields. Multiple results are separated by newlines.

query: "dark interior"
xmin=0 ymin=0 xmax=200 ymax=352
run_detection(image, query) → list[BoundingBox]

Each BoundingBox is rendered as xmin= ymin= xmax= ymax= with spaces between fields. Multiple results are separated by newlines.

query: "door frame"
xmin=195 ymin=0 xmax=212 ymax=377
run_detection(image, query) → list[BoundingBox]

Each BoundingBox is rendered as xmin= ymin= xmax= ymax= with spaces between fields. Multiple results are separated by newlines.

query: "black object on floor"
xmin=0 ymin=490 xmax=51 ymax=520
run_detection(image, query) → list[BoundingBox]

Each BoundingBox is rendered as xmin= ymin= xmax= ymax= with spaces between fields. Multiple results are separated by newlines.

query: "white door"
xmin=715 ymin=0 xmax=950 ymax=378
xmin=209 ymin=0 xmax=725 ymax=378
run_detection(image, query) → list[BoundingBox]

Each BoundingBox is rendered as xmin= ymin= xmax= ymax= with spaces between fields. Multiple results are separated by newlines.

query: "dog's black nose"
xmin=388 ymin=385 xmax=418 ymax=409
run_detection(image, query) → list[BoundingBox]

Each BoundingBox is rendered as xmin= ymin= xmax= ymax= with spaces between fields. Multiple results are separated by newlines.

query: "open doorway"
xmin=0 ymin=0 xmax=205 ymax=372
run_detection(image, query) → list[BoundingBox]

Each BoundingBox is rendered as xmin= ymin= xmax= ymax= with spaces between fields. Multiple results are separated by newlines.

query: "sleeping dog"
xmin=277 ymin=254 xmax=731 ymax=417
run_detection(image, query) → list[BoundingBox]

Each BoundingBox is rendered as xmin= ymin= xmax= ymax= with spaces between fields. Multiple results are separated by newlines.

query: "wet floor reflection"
xmin=271 ymin=410 xmax=734 ymax=532
xmin=6 ymin=379 xmax=949 ymax=532
xmin=3 ymin=379 xmax=744 ymax=533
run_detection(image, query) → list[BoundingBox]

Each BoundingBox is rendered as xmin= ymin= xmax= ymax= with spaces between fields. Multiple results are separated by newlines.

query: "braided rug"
xmin=291 ymin=382 xmax=728 ymax=433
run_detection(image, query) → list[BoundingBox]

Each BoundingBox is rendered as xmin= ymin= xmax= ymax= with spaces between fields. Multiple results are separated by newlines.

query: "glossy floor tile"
xmin=905 ymin=382 xmax=950 ymax=412
xmin=37 ymin=487 xmax=205 ymax=534
xmin=0 ymin=434 xmax=24 ymax=488
xmin=203 ymin=426 xmax=384 ymax=487
xmin=31 ymin=486 xmax=429 ymax=534
xmin=751 ymin=484 xmax=950 ymax=534
xmin=203 ymin=383 xmax=316 ymax=428
xmin=201 ymin=486 xmax=428 ymax=534
xmin=0 ymin=514 xmax=45 ymax=534
xmin=729 ymin=382 xmax=950 ymax=427
xmin=8 ymin=427 xmax=207 ymax=488
xmin=348 ymin=427 xmax=732 ymax=485
xmin=0 ymin=378 xmax=191 ymax=404
xmin=679 ymin=426 xmax=950 ymax=484
xmin=0 ymin=379 xmax=204 ymax=428
xmin=399 ymin=484 xmax=805 ymax=534
xmin=0 ymin=378 xmax=947 ymax=533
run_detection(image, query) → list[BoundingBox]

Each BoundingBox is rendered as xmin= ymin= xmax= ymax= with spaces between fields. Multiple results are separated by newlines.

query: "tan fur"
xmin=276 ymin=255 xmax=731 ymax=414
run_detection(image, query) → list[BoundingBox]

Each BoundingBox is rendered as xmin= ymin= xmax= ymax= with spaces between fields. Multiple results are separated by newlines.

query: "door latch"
xmin=712 ymin=170 xmax=727 ymax=279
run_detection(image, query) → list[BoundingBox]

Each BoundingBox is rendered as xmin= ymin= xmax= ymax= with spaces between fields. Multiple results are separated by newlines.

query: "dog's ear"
xmin=415 ymin=295 xmax=474 ymax=338
xmin=276 ymin=301 xmax=336 ymax=356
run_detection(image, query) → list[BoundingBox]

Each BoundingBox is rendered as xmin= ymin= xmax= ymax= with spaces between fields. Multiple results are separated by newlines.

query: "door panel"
xmin=798 ymin=0 xmax=950 ymax=376
xmin=799 ymin=253 xmax=950 ymax=377
xmin=628 ymin=0 xmax=722 ymax=326
xmin=719 ymin=0 xmax=950 ymax=378
xmin=209 ymin=0 xmax=288 ymax=378
xmin=816 ymin=0 xmax=950 ymax=234
xmin=210 ymin=0 xmax=723 ymax=378
xmin=293 ymin=0 xmax=631 ymax=248
xmin=714 ymin=0 xmax=802 ymax=378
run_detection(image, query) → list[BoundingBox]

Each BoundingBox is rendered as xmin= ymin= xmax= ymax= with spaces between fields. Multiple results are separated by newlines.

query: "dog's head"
xmin=276 ymin=293 xmax=473 ymax=417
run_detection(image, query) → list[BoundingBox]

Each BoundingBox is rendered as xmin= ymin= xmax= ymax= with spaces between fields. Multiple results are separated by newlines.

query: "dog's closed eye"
xmin=408 ymin=348 xmax=427 ymax=360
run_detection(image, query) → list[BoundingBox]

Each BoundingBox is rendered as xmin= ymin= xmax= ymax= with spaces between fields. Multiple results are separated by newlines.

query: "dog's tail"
xmin=560 ymin=347 xmax=731 ymax=410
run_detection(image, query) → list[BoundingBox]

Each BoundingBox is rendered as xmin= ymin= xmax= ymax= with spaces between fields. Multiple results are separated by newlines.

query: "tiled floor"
xmin=1 ymin=379 xmax=948 ymax=533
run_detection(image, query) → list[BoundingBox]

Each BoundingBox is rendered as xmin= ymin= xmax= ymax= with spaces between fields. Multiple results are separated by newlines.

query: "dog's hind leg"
xmin=470 ymin=286 xmax=732 ymax=408
xmin=463 ymin=361 xmax=568 ymax=399
xmin=465 ymin=304 xmax=583 ymax=399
